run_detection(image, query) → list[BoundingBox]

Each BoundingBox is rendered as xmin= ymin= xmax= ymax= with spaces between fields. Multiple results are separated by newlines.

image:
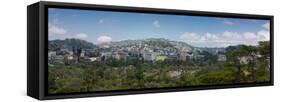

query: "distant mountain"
xmin=225 ymin=45 xmax=245 ymax=53
xmin=199 ymin=47 xmax=226 ymax=54
xmin=48 ymin=38 xmax=250 ymax=56
xmin=49 ymin=39 xmax=97 ymax=50
xmin=198 ymin=45 xmax=247 ymax=55
xmin=99 ymin=38 xmax=194 ymax=52
xmin=169 ymin=40 xmax=193 ymax=51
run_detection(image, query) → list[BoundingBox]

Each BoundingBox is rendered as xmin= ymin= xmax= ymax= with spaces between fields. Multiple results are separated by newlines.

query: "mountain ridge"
xmin=99 ymin=38 xmax=194 ymax=52
xmin=48 ymin=38 xmax=97 ymax=50
xmin=48 ymin=38 xmax=236 ymax=54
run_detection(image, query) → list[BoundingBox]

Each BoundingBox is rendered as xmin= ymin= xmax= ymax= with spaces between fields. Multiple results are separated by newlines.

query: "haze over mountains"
xmin=48 ymin=38 xmax=244 ymax=54
xmin=49 ymin=39 xmax=97 ymax=50
xmin=49 ymin=38 xmax=192 ymax=49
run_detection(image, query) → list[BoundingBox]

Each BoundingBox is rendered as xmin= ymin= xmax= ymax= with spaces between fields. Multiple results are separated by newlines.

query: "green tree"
xmin=226 ymin=45 xmax=249 ymax=83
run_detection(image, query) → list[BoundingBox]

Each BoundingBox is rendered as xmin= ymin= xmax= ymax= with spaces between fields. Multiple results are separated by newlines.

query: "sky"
xmin=48 ymin=8 xmax=270 ymax=48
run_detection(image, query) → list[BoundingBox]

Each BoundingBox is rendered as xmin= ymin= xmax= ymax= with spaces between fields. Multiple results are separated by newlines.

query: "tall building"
xmin=179 ymin=51 xmax=188 ymax=61
xmin=217 ymin=54 xmax=227 ymax=61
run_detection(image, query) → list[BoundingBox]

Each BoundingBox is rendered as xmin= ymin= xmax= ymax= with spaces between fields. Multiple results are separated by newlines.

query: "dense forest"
xmin=48 ymin=40 xmax=270 ymax=94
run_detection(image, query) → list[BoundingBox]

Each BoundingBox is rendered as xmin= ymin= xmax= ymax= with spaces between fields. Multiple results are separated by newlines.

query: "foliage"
xmin=48 ymin=41 xmax=270 ymax=94
xmin=49 ymin=38 xmax=97 ymax=50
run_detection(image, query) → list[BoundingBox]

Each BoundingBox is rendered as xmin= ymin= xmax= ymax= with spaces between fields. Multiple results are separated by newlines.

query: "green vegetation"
xmin=49 ymin=38 xmax=97 ymax=50
xmin=48 ymin=41 xmax=270 ymax=94
xmin=155 ymin=55 xmax=167 ymax=62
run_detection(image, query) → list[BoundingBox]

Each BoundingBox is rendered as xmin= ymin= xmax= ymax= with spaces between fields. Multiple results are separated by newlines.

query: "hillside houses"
xmin=48 ymin=41 xmax=227 ymax=65
xmin=217 ymin=54 xmax=227 ymax=61
xmin=48 ymin=46 xmax=206 ymax=65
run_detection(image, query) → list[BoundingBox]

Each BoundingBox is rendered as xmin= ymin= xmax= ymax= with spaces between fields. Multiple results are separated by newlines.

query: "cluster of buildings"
xmin=48 ymin=45 xmax=227 ymax=65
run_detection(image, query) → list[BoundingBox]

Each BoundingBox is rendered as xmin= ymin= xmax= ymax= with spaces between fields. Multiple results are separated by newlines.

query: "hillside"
xmin=49 ymin=38 xmax=97 ymax=50
xmin=99 ymin=38 xmax=194 ymax=52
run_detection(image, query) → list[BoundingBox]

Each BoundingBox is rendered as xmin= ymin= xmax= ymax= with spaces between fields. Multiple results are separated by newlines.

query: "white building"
xmin=143 ymin=52 xmax=158 ymax=61
xmin=217 ymin=54 xmax=227 ymax=61
xmin=48 ymin=51 xmax=56 ymax=58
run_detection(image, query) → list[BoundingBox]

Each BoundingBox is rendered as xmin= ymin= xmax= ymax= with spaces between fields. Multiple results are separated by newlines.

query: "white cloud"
xmin=139 ymin=13 xmax=147 ymax=16
xmin=206 ymin=31 xmax=244 ymax=47
xmin=48 ymin=23 xmax=67 ymax=35
xmin=222 ymin=31 xmax=242 ymax=40
xmin=244 ymin=32 xmax=257 ymax=40
xmin=179 ymin=31 xmax=267 ymax=47
xmin=97 ymin=35 xmax=112 ymax=43
xmin=217 ymin=18 xmax=235 ymax=25
xmin=153 ymin=20 xmax=160 ymax=28
xmin=180 ymin=32 xmax=200 ymax=41
xmin=257 ymin=22 xmax=270 ymax=41
xmin=75 ymin=33 xmax=88 ymax=39
xmin=98 ymin=19 xmax=104 ymax=24
xmin=242 ymin=32 xmax=260 ymax=45
xmin=223 ymin=19 xmax=235 ymax=25
xmin=262 ymin=22 xmax=270 ymax=30
xmin=257 ymin=30 xmax=270 ymax=41
xmin=201 ymin=32 xmax=219 ymax=41
xmin=97 ymin=19 xmax=120 ymax=24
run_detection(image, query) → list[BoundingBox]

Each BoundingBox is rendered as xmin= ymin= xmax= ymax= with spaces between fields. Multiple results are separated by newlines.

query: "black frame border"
xmin=37 ymin=1 xmax=273 ymax=100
